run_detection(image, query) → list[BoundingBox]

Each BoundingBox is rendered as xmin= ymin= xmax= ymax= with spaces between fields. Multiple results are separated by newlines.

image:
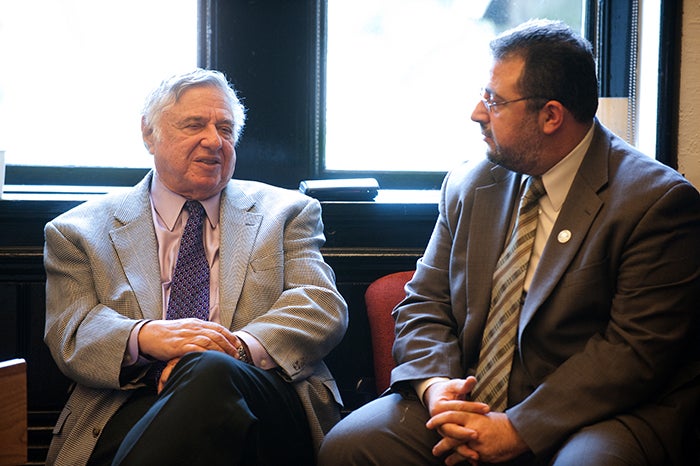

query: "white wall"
xmin=678 ymin=0 xmax=700 ymax=188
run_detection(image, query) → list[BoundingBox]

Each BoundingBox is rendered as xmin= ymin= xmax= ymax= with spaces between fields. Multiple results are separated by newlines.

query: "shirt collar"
xmin=540 ymin=123 xmax=595 ymax=212
xmin=150 ymin=172 xmax=221 ymax=230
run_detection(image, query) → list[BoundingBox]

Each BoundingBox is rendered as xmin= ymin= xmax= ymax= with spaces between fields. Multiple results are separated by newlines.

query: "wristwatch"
xmin=236 ymin=343 xmax=252 ymax=364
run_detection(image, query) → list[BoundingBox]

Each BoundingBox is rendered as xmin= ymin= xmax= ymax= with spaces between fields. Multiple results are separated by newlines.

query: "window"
xmin=0 ymin=0 xmax=676 ymax=191
xmin=0 ymin=0 xmax=197 ymax=179
xmin=594 ymin=0 xmax=661 ymax=157
xmin=322 ymin=0 xmax=668 ymax=187
xmin=324 ymin=0 xmax=585 ymax=175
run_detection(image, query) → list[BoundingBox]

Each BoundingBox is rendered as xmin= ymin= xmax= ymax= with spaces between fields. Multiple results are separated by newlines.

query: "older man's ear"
xmin=141 ymin=116 xmax=155 ymax=154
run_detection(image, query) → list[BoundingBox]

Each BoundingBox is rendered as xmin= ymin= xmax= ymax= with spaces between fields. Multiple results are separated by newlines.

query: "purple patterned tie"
xmin=167 ymin=200 xmax=210 ymax=321
xmin=153 ymin=201 xmax=210 ymax=383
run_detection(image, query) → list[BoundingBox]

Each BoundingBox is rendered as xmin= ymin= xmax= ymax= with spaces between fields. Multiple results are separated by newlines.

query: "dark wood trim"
xmin=656 ymin=0 xmax=681 ymax=169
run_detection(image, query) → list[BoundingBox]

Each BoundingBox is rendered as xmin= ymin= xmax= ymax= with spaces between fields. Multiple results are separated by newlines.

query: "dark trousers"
xmin=318 ymin=392 xmax=666 ymax=466
xmin=88 ymin=351 xmax=314 ymax=466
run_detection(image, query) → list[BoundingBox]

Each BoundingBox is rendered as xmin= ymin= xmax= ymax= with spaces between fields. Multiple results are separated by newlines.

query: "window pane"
xmin=325 ymin=0 xmax=583 ymax=173
xmin=0 ymin=0 xmax=197 ymax=169
xmin=636 ymin=0 xmax=660 ymax=156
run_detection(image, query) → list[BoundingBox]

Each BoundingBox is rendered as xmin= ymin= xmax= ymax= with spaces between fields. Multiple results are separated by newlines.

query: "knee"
xmin=169 ymin=351 xmax=243 ymax=394
xmin=318 ymin=393 xmax=438 ymax=466
xmin=318 ymin=420 xmax=367 ymax=465
xmin=181 ymin=350 xmax=237 ymax=373
xmin=318 ymin=403 xmax=394 ymax=465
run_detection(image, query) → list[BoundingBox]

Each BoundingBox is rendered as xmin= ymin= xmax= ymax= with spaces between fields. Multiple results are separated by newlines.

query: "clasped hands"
xmin=138 ymin=318 xmax=245 ymax=393
xmin=424 ymin=376 xmax=529 ymax=465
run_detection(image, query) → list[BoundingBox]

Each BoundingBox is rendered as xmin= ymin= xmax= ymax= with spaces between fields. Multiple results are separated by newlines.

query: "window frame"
xmin=655 ymin=0 xmax=681 ymax=167
xmin=3 ymin=0 xmax=680 ymax=190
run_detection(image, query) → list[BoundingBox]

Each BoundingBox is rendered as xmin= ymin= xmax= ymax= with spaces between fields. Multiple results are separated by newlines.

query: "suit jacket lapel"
xmin=519 ymin=123 xmax=609 ymax=331
xmin=467 ymin=166 xmax=522 ymax=327
xmin=109 ymin=172 xmax=163 ymax=320
xmin=218 ymin=182 xmax=263 ymax=330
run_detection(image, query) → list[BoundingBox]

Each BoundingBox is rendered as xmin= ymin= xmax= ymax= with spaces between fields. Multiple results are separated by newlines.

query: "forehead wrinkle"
xmin=174 ymin=114 xmax=234 ymax=127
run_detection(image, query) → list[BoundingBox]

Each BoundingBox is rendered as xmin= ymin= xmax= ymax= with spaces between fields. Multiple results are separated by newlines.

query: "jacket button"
xmin=92 ymin=427 xmax=101 ymax=438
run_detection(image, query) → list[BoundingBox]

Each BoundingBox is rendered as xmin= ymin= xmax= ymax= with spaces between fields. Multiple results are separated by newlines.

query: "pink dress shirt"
xmin=124 ymin=172 xmax=276 ymax=369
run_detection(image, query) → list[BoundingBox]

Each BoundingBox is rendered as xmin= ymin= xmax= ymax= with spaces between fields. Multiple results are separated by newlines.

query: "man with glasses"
xmin=319 ymin=19 xmax=699 ymax=465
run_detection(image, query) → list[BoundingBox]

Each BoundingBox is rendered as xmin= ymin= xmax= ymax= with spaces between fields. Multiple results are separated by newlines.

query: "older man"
xmin=44 ymin=69 xmax=348 ymax=465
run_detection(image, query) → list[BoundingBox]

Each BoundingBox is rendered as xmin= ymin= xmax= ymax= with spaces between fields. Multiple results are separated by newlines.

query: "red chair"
xmin=364 ymin=270 xmax=415 ymax=394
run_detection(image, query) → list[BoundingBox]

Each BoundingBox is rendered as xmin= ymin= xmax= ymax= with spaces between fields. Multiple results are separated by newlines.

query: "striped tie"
xmin=471 ymin=176 xmax=545 ymax=411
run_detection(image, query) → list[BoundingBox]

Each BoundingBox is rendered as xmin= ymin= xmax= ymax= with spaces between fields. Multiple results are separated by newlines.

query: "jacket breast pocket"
xmin=238 ymin=253 xmax=285 ymax=312
xmin=559 ymin=255 xmax=611 ymax=286
xmin=250 ymin=252 xmax=283 ymax=273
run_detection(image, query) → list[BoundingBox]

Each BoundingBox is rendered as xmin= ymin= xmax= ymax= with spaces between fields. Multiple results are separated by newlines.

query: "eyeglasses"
xmin=479 ymin=88 xmax=544 ymax=112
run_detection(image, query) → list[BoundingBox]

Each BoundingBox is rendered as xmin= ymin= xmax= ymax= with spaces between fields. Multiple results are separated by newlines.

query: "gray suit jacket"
xmin=43 ymin=172 xmax=348 ymax=465
xmin=391 ymin=122 xmax=700 ymax=462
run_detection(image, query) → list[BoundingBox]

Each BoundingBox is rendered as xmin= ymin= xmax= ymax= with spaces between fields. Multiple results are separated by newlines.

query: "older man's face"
xmin=144 ymin=84 xmax=236 ymax=200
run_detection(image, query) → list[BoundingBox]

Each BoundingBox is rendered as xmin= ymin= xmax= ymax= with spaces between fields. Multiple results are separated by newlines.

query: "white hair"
xmin=142 ymin=68 xmax=247 ymax=145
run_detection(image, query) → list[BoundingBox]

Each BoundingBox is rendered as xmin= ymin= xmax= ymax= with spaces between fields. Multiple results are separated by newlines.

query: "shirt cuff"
xmin=235 ymin=331 xmax=279 ymax=370
xmin=413 ymin=377 xmax=450 ymax=406
xmin=122 ymin=320 xmax=153 ymax=367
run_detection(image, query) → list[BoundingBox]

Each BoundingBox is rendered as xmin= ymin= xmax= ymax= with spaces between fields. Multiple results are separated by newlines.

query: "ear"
xmin=141 ymin=116 xmax=155 ymax=154
xmin=539 ymin=100 xmax=566 ymax=135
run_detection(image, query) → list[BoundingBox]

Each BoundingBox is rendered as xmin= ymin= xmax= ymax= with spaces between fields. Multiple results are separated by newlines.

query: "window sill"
xmin=0 ymin=184 xmax=130 ymax=202
xmin=0 ymin=185 xmax=440 ymax=204
xmin=0 ymin=185 xmax=439 ymax=264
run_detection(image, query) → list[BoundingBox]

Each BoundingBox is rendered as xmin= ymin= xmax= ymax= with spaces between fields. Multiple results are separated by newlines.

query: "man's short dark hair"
xmin=490 ymin=19 xmax=599 ymax=122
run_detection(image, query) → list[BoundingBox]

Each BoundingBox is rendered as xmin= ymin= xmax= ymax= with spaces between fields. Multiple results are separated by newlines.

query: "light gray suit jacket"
xmin=43 ymin=172 xmax=348 ymax=465
xmin=391 ymin=122 xmax=700 ymax=463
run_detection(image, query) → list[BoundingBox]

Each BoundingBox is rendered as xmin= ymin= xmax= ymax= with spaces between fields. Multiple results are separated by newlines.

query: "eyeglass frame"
xmin=479 ymin=88 xmax=548 ymax=112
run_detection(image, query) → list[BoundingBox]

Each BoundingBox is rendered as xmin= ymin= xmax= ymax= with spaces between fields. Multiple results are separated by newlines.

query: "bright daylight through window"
xmin=0 ymin=1 xmax=661 ymax=180
xmin=324 ymin=0 xmax=584 ymax=173
xmin=0 ymin=0 xmax=197 ymax=169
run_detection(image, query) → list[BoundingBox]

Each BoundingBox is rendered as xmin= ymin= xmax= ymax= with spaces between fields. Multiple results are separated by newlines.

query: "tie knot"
xmin=185 ymin=200 xmax=206 ymax=220
xmin=523 ymin=176 xmax=545 ymax=206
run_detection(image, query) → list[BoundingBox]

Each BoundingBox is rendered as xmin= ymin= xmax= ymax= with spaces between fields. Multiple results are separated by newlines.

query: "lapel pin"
xmin=557 ymin=229 xmax=572 ymax=243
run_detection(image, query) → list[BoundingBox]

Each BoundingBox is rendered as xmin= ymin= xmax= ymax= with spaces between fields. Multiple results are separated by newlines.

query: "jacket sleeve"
xmin=43 ymin=215 xmax=144 ymax=389
xmin=234 ymin=194 xmax=349 ymax=382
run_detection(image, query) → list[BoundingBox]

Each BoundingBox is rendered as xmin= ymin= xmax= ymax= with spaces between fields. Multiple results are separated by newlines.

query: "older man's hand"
xmin=138 ymin=318 xmax=241 ymax=362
